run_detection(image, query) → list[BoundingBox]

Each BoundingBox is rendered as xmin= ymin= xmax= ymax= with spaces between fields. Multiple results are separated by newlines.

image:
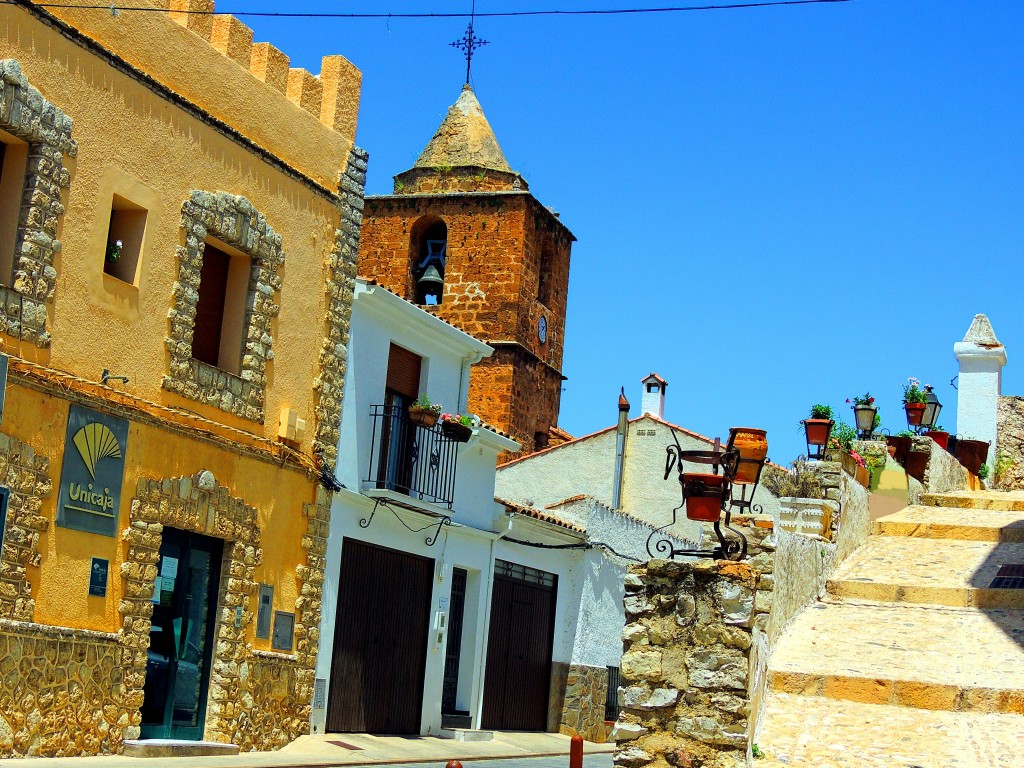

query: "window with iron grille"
xmin=605 ymin=666 xmax=621 ymax=721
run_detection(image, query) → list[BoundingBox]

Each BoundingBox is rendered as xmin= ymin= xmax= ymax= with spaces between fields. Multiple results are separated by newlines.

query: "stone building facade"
xmin=0 ymin=0 xmax=363 ymax=756
xmin=357 ymin=85 xmax=575 ymax=457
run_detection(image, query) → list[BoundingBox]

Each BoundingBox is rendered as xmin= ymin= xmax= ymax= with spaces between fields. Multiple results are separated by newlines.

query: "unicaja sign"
xmin=57 ymin=405 xmax=129 ymax=537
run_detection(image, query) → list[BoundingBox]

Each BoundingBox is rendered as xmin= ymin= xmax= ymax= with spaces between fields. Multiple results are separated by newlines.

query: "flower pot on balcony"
xmin=441 ymin=421 xmax=472 ymax=443
xmin=955 ymin=439 xmax=990 ymax=476
xmin=408 ymin=405 xmax=440 ymax=428
xmin=853 ymin=405 xmax=877 ymax=435
xmin=682 ymin=473 xmax=726 ymax=522
xmin=803 ymin=419 xmax=833 ymax=447
xmin=925 ymin=430 xmax=949 ymax=450
xmin=728 ymin=427 xmax=768 ymax=485
xmin=905 ymin=402 xmax=926 ymax=426
xmin=904 ymin=450 xmax=929 ymax=482
xmin=887 ymin=436 xmax=912 ymax=465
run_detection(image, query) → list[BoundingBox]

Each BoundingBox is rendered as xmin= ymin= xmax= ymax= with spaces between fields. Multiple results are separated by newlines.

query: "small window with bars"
xmin=605 ymin=666 xmax=621 ymax=721
xmin=494 ymin=559 xmax=556 ymax=587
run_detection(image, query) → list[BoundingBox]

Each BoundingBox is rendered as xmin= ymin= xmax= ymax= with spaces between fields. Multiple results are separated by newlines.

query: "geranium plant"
xmin=903 ymin=378 xmax=927 ymax=404
xmin=847 ymin=392 xmax=875 ymax=407
xmin=441 ymin=413 xmax=473 ymax=427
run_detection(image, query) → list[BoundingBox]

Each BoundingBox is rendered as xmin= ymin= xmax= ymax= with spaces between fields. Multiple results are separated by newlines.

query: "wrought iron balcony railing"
xmin=366 ymin=404 xmax=460 ymax=509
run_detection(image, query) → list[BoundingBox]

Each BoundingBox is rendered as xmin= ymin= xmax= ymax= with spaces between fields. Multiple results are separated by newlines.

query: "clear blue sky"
xmin=243 ymin=0 xmax=1023 ymax=464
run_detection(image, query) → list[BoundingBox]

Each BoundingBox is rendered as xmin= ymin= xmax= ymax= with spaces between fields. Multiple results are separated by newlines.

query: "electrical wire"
xmin=3 ymin=0 xmax=855 ymax=20
xmin=504 ymin=535 xmax=641 ymax=562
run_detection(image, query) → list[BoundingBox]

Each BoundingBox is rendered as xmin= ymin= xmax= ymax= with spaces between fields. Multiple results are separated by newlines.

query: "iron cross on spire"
xmin=450 ymin=0 xmax=489 ymax=85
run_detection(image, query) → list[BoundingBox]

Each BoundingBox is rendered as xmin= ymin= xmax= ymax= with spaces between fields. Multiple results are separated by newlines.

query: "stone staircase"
xmin=755 ymin=491 xmax=1024 ymax=767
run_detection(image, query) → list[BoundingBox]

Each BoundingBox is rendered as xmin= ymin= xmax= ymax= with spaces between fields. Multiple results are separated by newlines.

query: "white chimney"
xmin=641 ymin=373 xmax=667 ymax=419
xmin=954 ymin=314 xmax=1006 ymax=460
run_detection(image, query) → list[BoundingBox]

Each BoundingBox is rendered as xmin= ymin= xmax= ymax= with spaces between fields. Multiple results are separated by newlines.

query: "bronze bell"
xmin=417 ymin=264 xmax=444 ymax=294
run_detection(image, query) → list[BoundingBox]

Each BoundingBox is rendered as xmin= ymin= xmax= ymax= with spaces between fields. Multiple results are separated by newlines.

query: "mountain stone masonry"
xmin=614 ymin=558 xmax=772 ymax=768
xmin=997 ymin=397 xmax=1024 ymax=490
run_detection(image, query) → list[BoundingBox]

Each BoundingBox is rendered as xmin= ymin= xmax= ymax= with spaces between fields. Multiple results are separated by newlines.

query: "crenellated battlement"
xmin=33 ymin=0 xmax=361 ymax=190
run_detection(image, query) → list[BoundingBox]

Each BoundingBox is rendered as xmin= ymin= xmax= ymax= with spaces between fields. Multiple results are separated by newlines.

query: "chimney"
xmin=612 ymin=388 xmax=630 ymax=509
xmin=641 ymin=373 xmax=667 ymax=419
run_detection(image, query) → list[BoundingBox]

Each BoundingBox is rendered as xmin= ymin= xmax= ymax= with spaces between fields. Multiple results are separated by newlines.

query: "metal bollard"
xmin=570 ymin=734 xmax=584 ymax=768
xmin=446 ymin=761 xmax=463 ymax=768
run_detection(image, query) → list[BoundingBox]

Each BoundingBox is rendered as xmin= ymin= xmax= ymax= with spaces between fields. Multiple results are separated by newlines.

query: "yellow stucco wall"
xmin=0 ymin=4 xmax=360 ymax=453
xmin=11 ymin=382 xmax=308 ymax=648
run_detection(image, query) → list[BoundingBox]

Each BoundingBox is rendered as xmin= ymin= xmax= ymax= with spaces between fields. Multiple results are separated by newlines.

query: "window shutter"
xmin=386 ymin=344 xmax=422 ymax=398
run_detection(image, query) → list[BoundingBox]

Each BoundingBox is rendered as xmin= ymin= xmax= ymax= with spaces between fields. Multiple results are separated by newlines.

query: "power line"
xmin=2 ymin=0 xmax=855 ymax=21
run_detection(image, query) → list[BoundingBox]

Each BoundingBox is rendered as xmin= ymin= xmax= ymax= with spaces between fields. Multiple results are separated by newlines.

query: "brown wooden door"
xmin=326 ymin=539 xmax=434 ymax=734
xmin=481 ymin=573 xmax=557 ymax=730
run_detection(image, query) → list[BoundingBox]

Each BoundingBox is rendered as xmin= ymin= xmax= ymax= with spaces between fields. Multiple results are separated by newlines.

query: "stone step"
xmin=755 ymin=692 xmax=1023 ymax=767
xmin=437 ymin=728 xmax=495 ymax=742
xmin=122 ymin=739 xmax=240 ymax=758
xmin=922 ymin=490 xmax=1024 ymax=512
xmin=767 ymin=600 xmax=1024 ymax=713
xmin=827 ymin=536 xmax=1024 ymax=608
xmin=873 ymin=504 xmax=1024 ymax=542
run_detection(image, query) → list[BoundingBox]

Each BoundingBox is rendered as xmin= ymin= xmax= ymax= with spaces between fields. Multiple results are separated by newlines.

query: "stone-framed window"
xmin=163 ymin=191 xmax=285 ymax=423
xmin=0 ymin=59 xmax=77 ymax=348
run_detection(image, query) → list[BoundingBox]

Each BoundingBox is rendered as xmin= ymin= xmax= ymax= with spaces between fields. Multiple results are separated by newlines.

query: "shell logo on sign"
xmin=73 ymin=422 xmax=123 ymax=480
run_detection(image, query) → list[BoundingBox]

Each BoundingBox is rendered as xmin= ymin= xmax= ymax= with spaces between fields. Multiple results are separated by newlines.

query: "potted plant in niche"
xmin=105 ymin=239 xmax=122 ymax=264
xmin=802 ymin=404 xmax=834 ymax=453
xmin=847 ymin=392 xmax=878 ymax=438
xmin=903 ymin=377 xmax=928 ymax=427
xmin=440 ymin=413 xmax=473 ymax=442
xmin=408 ymin=394 xmax=442 ymax=427
xmin=682 ymin=472 xmax=727 ymax=522
xmin=924 ymin=425 xmax=950 ymax=450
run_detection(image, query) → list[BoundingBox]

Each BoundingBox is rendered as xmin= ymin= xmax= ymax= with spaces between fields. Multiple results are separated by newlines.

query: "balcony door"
xmin=377 ymin=344 xmax=422 ymax=495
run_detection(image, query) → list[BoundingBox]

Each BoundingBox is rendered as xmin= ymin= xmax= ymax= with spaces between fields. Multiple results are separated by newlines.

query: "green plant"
xmin=978 ymin=463 xmax=990 ymax=480
xmin=441 ymin=412 xmax=473 ymax=426
xmin=105 ymin=239 xmax=122 ymax=263
xmin=433 ymin=164 xmax=453 ymax=174
xmin=927 ymin=425 xmax=945 ymax=433
xmin=752 ymin=744 xmax=765 ymax=759
xmin=413 ymin=393 xmax=442 ymax=414
xmin=995 ymin=452 xmax=1016 ymax=484
xmin=847 ymin=392 xmax=875 ymax=407
xmin=896 ymin=430 xmax=915 ymax=438
xmin=903 ymin=377 xmax=927 ymax=404
xmin=809 ymin=403 xmax=834 ymax=420
xmin=394 ymin=179 xmax=406 ymax=193
xmin=829 ymin=421 xmax=857 ymax=452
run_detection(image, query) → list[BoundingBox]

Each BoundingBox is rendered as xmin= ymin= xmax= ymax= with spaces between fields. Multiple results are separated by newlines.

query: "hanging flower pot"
xmin=904 ymin=451 xmax=929 ymax=482
xmin=955 ymin=439 xmax=990 ymax=476
xmin=853 ymin=405 xmax=877 ymax=434
xmin=408 ymin=405 xmax=440 ymax=428
xmin=682 ymin=473 xmax=726 ymax=522
xmin=803 ymin=419 xmax=833 ymax=447
xmin=728 ymin=427 xmax=768 ymax=485
xmin=905 ymin=402 xmax=926 ymax=426
xmin=925 ymin=430 xmax=950 ymax=450
xmin=441 ymin=420 xmax=472 ymax=443
xmin=886 ymin=436 xmax=912 ymax=465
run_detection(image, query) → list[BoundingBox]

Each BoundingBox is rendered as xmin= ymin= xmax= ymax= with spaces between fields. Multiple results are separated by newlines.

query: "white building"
xmin=312 ymin=280 xmax=668 ymax=741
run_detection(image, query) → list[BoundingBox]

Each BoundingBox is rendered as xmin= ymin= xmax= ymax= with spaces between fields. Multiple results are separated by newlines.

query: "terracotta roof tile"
xmin=495 ymin=497 xmax=585 ymax=534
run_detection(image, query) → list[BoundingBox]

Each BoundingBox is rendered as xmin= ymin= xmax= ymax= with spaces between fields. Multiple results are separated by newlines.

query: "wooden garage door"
xmin=326 ymin=539 xmax=434 ymax=734
xmin=481 ymin=563 xmax=557 ymax=730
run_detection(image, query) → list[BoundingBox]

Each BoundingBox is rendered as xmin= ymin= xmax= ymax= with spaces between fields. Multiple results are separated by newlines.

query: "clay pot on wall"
xmin=409 ymin=405 xmax=440 ymax=428
xmin=926 ymin=430 xmax=950 ymax=450
xmin=904 ymin=451 xmax=929 ymax=482
xmin=803 ymin=419 xmax=833 ymax=447
xmin=955 ymin=439 xmax=990 ymax=476
xmin=905 ymin=402 xmax=926 ymax=426
xmin=728 ymin=427 xmax=768 ymax=485
xmin=683 ymin=473 xmax=726 ymax=522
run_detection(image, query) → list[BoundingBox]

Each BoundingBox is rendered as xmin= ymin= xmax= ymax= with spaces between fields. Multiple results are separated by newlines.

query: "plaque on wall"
xmin=56 ymin=405 xmax=129 ymax=537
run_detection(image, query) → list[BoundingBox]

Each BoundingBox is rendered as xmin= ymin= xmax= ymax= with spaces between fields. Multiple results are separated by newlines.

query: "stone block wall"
xmin=613 ymin=559 xmax=771 ymax=768
xmin=559 ymin=663 xmax=609 ymax=743
xmin=996 ymin=396 xmax=1024 ymax=490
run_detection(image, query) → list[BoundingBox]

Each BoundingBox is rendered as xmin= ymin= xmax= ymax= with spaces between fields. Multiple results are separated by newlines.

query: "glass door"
xmin=140 ymin=528 xmax=222 ymax=740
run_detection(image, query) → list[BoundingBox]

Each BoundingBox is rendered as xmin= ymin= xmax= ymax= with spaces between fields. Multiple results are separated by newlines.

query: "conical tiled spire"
xmin=394 ymin=85 xmax=528 ymax=194
xmin=414 ymin=84 xmax=513 ymax=172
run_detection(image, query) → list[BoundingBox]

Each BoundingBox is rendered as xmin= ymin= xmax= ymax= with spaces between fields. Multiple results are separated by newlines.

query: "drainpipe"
xmin=612 ymin=388 xmax=630 ymax=509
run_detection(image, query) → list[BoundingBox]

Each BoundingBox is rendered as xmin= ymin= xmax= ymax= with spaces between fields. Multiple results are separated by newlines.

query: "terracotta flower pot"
xmin=803 ymin=419 xmax=833 ymax=447
xmin=728 ymin=427 xmax=768 ymax=485
xmin=683 ymin=473 xmax=726 ymax=522
xmin=855 ymin=464 xmax=870 ymax=489
xmin=955 ymin=439 xmax=990 ymax=476
xmin=904 ymin=451 xmax=929 ymax=482
xmin=887 ymin=436 xmax=912 ymax=465
xmin=925 ymin=430 xmax=950 ymax=450
xmin=441 ymin=420 xmax=472 ymax=442
xmin=905 ymin=402 xmax=926 ymax=426
xmin=408 ymin=405 xmax=440 ymax=428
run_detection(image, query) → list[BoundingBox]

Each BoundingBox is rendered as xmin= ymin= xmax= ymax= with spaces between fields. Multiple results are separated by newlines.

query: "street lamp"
xmin=920 ymin=385 xmax=942 ymax=432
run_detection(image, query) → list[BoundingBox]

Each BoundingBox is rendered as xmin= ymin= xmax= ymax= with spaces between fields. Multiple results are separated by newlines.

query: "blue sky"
xmin=243 ymin=0 xmax=1023 ymax=464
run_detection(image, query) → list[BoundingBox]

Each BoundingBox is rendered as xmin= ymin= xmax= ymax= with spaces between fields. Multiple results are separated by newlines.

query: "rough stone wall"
xmin=560 ymin=663 xmax=609 ymax=743
xmin=918 ymin=437 xmax=971 ymax=494
xmin=312 ymin=147 xmax=367 ymax=469
xmin=358 ymin=192 xmax=571 ymax=451
xmin=0 ymin=59 xmax=77 ymax=348
xmin=0 ymin=432 xmax=52 ymax=623
xmin=613 ymin=560 xmax=770 ymax=768
xmin=996 ymin=396 xmax=1024 ymax=490
xmin=0 ymin=621 xmax=125 ymax=757
xmin=163 ymin=191 xmax=286 ymax=423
